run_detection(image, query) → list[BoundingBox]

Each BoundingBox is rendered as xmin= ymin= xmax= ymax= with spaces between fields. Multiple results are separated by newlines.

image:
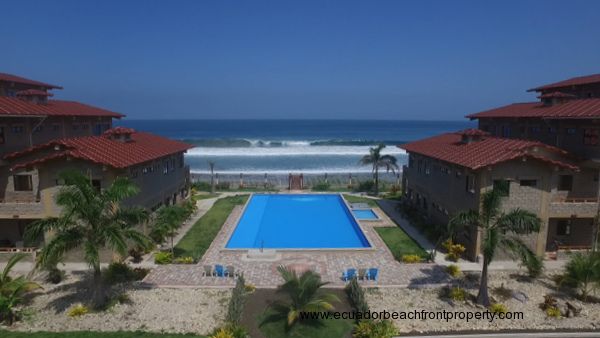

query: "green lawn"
xmin=342 ymin=194 xmax=378 ymax=207
xmin=259 ymin=310 xmax=353 ymax=338
xmin=193 ymin=193 xmax=219 ymax=200
xmin=174 ymin=194 xmax=248 ymax=259
xmin=375 ymin=226 xmax=427 ymax=260
xmin=0 ymin=332 xmax=206 ymax=338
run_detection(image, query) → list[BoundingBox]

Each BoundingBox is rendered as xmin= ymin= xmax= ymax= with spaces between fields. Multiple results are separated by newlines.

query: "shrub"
xmin=449 ymin=287 xmax=466 ymax=301
xmin=401 ymin=254 xmax=422 ymax=264
xmin=354 ymin=180 xmax=375 ymax=193
xmin=442 ymin=239 xmax=465 ymax=262
xmin=193 ymin=181 xmax=211 ymax=192
xmin=562 ymin=252 xmax=600 ymax=302
xmin=541 ymin=294 xmax=558 ymax=310
xmin=346 ymin=277 xmax=369 ymax=315
xmin=353 ymin=319 xmax=398 ymax=338
xmin=173 ymin=256 xmax=195 ymax=264
xmin=67 ymin=303 xmax=89 ymax=317
xmin=522 ymin=254 xmax=544 ymax=278
xmin=47 ymin=267 xmax=63 ymax=284
xmin=244 ymin=284 xmax=256 ymax=294
xmin=446 ymin=264 xmax=461 ymax=278
xmin=128 ymin=247 xmax=144 ymax=263
xmin=216 ymin=182 xmax=231 ymax=190
xmin=226 ymin=275 xmax=247 ymax=325
xmin=490 ymin=303 xmax=508 ymax=314
xmin=546 ymin=306 xmax=562 ymax=318
xmin=154 ymin=251 xmax=173 ymax=264
xmin=104 ymin=262 xmax=146 ymax=284
xmin=312 ymin=181 xmax=331 ymax=191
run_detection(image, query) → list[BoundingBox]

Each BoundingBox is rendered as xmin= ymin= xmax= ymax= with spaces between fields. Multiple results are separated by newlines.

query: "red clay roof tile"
xmin=466 ymin=98 xmax=600 ymax=119
xmin=5 ymin=129 xmax=193 ymax=170
xmin=0 ymin=97 xmax=124 ymax=118
xmin=399 ymin=132 xmax=578 ymax=171
xmin=528 ymin=74 xmax=600 ymax=92
xmin=0 ymin=72 xmax=62 ymax=89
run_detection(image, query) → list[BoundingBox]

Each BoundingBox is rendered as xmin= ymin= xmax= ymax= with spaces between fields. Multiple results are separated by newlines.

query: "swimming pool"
xmin=226 ymin=194 xmax=371 ymax=249
xmin=352 ymin=209 xmax=379 ymax=220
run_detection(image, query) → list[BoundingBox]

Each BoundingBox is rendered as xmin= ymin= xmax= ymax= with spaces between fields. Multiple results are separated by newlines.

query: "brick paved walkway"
xmin=143 ymin=201 xmax=450 ymax=289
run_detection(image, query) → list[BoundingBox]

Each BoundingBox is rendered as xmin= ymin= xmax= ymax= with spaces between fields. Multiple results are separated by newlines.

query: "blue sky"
xmin=2 ymin=0 xmax=600 ymax=120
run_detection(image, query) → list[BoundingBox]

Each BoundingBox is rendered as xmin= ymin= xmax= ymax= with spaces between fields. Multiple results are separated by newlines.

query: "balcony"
xmin=549 ymin=195 xmax=598 ymax=218
xmin=0 ymin=201 xmax=45 ymax=218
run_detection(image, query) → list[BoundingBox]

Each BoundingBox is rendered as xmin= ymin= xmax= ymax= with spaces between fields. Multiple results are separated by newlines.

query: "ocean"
xmin=116 ymin=119 xmax=473 ymax=182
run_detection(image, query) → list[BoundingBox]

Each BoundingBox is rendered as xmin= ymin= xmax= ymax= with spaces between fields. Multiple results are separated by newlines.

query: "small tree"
xmin=262 ymin=266 xmax=339 ymax=328
xmin=226 ymin=275 xmax=247 ymax=325
xmin=26 ymin=171 xmax=150 ymax=308
xmin=359 ymin=144 xmax=399 ymax=195
xmin=562 ymin=252 xmax=600 ymax=302
xmin=0 ymin=254 xmax=41 ymax=325
xmin=151 ymin=205 xmax=186 ymax=254
xmin=449 ymin=190 xmax=542 ymax=306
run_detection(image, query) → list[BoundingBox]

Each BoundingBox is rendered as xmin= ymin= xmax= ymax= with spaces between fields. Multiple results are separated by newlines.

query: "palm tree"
xmin=208 ymin=161 xmax=216 ymax=193
xmin=449 ymin=190 xmax=542 ymax=306
xmin=263 ymin=266 xmax=339 ymax=328
xmin=359 ymin=144 xmax=398 ymax=195
xmin=151 ymin=204 xmax=186 ymax=254
xmin=0 ymin=253 xmax=41 ymax=325
xmin=25 ymin=171 xmax=149 ymax=308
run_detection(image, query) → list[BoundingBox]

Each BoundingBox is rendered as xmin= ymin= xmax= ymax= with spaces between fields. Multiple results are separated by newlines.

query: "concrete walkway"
xmin=401 ymin=332 xmax=600 ymax=338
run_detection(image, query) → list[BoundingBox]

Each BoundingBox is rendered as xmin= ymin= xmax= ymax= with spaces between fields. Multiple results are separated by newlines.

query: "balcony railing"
xmin=552 ymin=195 xmax=599 ymax=203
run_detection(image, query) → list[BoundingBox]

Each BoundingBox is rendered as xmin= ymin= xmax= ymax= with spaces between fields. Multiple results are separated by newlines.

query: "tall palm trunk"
xmin=375 ymin=167 xmax=379 ymax=195
xmin=91 ymin=265 xmax=106 ymax=309
xmin=477 ymin=256 xmax=491 ymax=306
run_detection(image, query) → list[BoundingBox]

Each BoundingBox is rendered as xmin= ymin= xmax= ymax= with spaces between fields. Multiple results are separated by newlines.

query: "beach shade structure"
xmin=367 ymin=268 xmax=379 ymax=281
xmin=202 ymin=265 xmax=213 ymax=277
xmin=342 ymin=268 xmax=357 ymax=281
xmin=214 ymin=264 xmax=225 ymax=277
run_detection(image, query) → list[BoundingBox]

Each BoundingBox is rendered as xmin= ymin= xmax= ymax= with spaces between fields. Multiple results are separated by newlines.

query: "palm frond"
xmin=448 ymin=210 xmax=479 ymax=236
xmin=497 ymin=209 xmax=541 ymax=234
xmin=480 ymin=190 xmax=501 ymax=224
xmin=1 ymin=253 xmax=28 ymax=285
xmin=500 ymin=236 xmax=543 ymax=276
xmin=103 ymin=176 xmax=140 ymax=202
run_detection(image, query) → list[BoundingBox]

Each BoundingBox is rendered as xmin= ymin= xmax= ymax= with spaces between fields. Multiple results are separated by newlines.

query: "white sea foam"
xmin=186 ymin=145 xmax=407 ymax=157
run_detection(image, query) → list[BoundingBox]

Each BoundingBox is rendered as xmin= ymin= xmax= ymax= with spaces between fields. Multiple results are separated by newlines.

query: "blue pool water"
xmin=352 ymin=209 xmax=379 ymax=220
xmin=226 ymin=194 xmax=370 ymax=249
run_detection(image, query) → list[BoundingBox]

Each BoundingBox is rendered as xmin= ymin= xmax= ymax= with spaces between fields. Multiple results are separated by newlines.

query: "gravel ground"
xmin=8 ymin=273 xmax=231 ymax=335
xmin=366 ymin=271 xmax=600 ymax=334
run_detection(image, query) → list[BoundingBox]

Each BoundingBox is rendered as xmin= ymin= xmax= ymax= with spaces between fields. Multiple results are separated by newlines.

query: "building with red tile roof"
xmin=0 ymin=73 xmax=192 ymax=251
xmin=400 ymin=74 xmax=600 ymax=260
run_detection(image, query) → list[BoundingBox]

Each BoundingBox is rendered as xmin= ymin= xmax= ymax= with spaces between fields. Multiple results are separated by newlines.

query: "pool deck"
xmin=143 ymin=197 xmax=450 ymax=289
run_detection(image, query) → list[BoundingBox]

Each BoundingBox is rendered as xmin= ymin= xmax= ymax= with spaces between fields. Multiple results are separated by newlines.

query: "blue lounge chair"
xmin=342 ymin=268 xmax=357 ymax=281
xmin=214 ymin=264 xmax=225 ymax=277
xmin=367 ymin=268 xmax=379 ymax=281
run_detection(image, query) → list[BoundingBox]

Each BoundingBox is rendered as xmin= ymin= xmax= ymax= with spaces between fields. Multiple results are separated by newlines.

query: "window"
xmin=530 ymin=126 xmax=541 ymax=134
xmin=130 ymin=169 xmax=138 ymax=179
xmin=548 ymin=127 xmax=557 ymax=134
xmin=52 ymin=124 xmax=60 ymax=132
xmin=424 ymin=162 xmax=430 ymax=175
xmin=163 ymin=160 xmax=169 ymax=174
xmin=502 ymin=125 xmax=511 ymax=138
xmin=13 ymin=175 xmax=33 ymax=191
xmin=584 ymin=129 xmax=599 ymax=146
xmin=81 ymin=124 xmax=89 ymax=130
xmin=441 ymin=167 xmax=450 ymax=175
xmin=465 ymin=175 xmax=475 ymax=193
xmin=456 ymin=170 xmax=462 ymax=178
xmin=566 ymin=128 xmax=576 ymax=135
xmin=11 ymin=125 xmax=24 ymax=134
xmin=558 ymin=175 xmax=573 ymax=191
xmin=417 ymin=159 xmax=423 ymax=173
xmin=520 ymin=179 xmax=537 ymax=187
xmin=72 ymin=124 xmax=79 ymax=131
xmin=493 ymin=179 xmax=510 ymax=196
xmin=0 ymin=126 xmax=4 ymax=144
xmin=91 ymin=179 xmax=101 ymax=192
xmin=33 ymin=125 xmax=43 ymax=133
xmin=557 ymin=220 xmax=571 ymax=236
xmin=179 ymin=154 xmax=184 ymax=168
